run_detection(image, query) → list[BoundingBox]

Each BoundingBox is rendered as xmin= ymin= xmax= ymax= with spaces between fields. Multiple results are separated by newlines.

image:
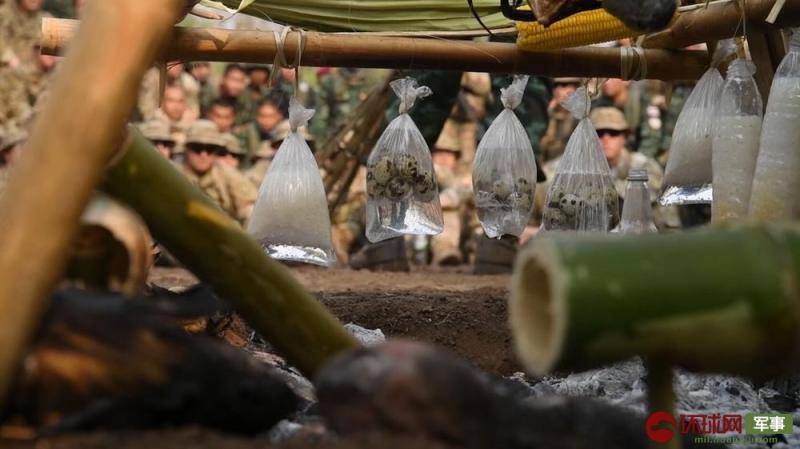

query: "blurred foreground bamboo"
xmin=0 ymin=0 xmax=186 ymax=410
xmin=103 ymin=131 xmax=358 ymax=377
xmin=510 ymin=225 xmax=800 ymax=380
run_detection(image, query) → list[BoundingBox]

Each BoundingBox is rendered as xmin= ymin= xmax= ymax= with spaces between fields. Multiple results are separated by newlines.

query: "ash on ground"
xmin=514 ymin=358 xmax=800 ymax=449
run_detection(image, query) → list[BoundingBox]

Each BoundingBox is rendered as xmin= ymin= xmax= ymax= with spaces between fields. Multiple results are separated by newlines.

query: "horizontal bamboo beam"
xmin=42 ymin=18 xmax=709 ymax=81
xmin=644 ymin=0 xmax=800 ymax=49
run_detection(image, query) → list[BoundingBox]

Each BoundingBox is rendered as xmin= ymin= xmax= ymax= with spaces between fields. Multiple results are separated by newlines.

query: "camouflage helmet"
xmin=138 ymin=120 xmax=173 ymax=143
xmin=220 ymin=133 xmax=245 ymax=156
xmin=255 ymin=141 xmax=277 ymax=160
xmin=185 ymin=120 xmax=225 ymax=147
xmin=591 ymin=107 xmax=629 ymax=132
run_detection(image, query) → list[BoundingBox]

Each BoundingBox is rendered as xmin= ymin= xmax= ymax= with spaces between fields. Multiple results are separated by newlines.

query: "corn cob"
xmin=517 ymin=8 xmax=644 ymax=51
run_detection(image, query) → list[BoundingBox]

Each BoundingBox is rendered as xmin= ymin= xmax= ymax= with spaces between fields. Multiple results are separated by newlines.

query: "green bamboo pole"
xmin=0 ymin=0 xmax=186 ymax=411
xmin=102 ymin=131 xmax=358 ymax=377
xmin=509 ymin=225 xmax=800 ymax=380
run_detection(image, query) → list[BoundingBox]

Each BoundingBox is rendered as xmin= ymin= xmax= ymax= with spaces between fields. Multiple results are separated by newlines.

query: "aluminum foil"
xmin=659 ymin=184 xmax=712 ymax=206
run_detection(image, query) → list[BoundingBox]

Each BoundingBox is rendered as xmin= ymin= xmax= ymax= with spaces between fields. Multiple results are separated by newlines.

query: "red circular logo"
xmin=646 ymin=411 xmax=677 ymax=443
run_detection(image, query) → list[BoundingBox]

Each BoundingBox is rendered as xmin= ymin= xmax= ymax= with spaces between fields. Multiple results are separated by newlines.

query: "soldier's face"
xmin=598 ymin=129 xmax=626 ymax=165
xmin=191 ymin=64 xmax=211 ymax=82
xmin=161 ymin=87 xmax=187 ymax=122
xmin=250 ymin=69 xmax=269 ymax=87
xmin=222 ymin=69 xmax=248 ymax=97
xmin=17 ymin=0 xmax=43 ymax=13
xmin=208 ymin=105 xmax=235 ymax=132
xmin=257 ymin=104 xmax=284 ymax=132
xmin=185 ymin=146 xmax=216 ymax=174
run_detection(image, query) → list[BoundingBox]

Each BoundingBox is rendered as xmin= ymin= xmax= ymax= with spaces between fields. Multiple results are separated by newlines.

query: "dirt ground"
xmin=150 ymin=266 xmax=519 ymax=375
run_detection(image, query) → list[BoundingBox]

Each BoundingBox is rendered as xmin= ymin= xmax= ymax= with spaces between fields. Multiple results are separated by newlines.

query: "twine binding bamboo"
xmin=620 ymin=46 xmax=647 ymax=80
xmin=270 ymin=27 xmax=307 ymax=93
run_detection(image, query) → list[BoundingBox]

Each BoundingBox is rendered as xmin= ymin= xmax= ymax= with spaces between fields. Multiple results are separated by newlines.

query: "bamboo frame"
xmin=0 ymin=0 xmax=187 ymax=409
xmin=42 ymin=18 xmax=709 ymax=81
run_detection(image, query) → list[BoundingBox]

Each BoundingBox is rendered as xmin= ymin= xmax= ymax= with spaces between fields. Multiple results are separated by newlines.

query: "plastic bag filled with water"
xmin=749 ymin=29 xmax=800 ymax=221
xmin=711 ymin=58 xmax=763 ymax=223
xmin=365 ymin=77 xmax=443 ymax=243
xmin=660 ymin=38 xmax=737 ymax=206
xmin=542 ymin=87 xmax=619 ymax=232
xmin=472 ymin=75 xmax=537 ymax=239
xmin=247 ymin=98 xmax=335 ymax=266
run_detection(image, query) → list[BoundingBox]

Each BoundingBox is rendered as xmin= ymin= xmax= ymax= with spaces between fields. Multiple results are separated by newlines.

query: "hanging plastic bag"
xmin=542 ymin=87 xmax=619 ymax=232
xmin=749 ymin=30 xmax=800 ymax=221
xmin=711 ymin=58 xmax=763 ymax=223
xmin=365 ymin=77 xmax=443 ymax=243
xmin=660 ymin=38 xmax=737 ymax=206
xmin=473 ymin=75 xmax=537 ymax=239
xmin=247 ymin=98 xmax=335 ymax=267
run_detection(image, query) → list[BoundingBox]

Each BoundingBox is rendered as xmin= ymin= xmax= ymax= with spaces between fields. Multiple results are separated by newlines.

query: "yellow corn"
xmin=517 ymin=9 xmax=643 ymax=51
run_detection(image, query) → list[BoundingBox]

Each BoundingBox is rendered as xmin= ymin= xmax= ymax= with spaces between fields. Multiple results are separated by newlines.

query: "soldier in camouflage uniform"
xmin=177 ymin=120 xmax=258 ymax=225
xmin=244 ymin=141 xmax=276 ymax=188
xmin=138 ymin=119 xmax=176 ymax=159
xmin=138 ymin=62 xmax=200 ymax=122
xmin=216 ymin=64 xmax=257 ymax=127
xmin=313 ymin=68 xmax=378 ymax=142
xmin=0 ymin=0 xmax=43 ymax=70
xmin=153 ymin=84 xmax=192 ymax=151
xmin=592 ymin=78 xmax=669 ymax=160
xmin=539 ymin=77 xmax=580 ymax=162
xmin=536 ymin=107 xmax=679 ymax=229
xmin=188 ymin=62 xmax=218 ymax=117
xmin=238 ymin=95 xmax=287 ymax=167
xmin=0 ymin=126 xmax=26 ymax=198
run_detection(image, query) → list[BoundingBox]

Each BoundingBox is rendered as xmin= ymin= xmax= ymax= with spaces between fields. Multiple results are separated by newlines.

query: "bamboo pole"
xmin=102 ymin=131 xmax=359 ymax=377
xmin=644 ymin=0 xmax=800 ymax=49
xmin=509 ymin=225 xmax=800 ymax=380
xmin=42 ymin=18 xmax=709 ymax=81
xmin=0 ymin=0 xmax=186 ymax=410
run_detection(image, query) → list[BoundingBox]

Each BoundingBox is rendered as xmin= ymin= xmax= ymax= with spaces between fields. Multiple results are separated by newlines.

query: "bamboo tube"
xmin=0 ymin=0 xmax=186 ymax=409
xmin=102 ymin=131 xmax=359 ymax=377
xmin=644 ymin=0 xmax=800 ymax=49
xmin=42 ymin=18 xmax=709 ymax=81
xmin=509 ymin=225 xmax=800 ymax=380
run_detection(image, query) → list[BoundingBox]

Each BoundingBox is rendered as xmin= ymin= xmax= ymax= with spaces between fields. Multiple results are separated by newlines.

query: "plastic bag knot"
xmin=391 ymin=77 xmax=432 ymax=114
xmin=500 ymin=75 xmax=529 ymax=110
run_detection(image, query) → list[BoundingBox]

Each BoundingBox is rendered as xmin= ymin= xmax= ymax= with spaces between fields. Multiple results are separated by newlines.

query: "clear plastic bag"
xmin=473 ymin=75 xmax=537 ymax=239
xmin=660 ymin=39 xmax=737 ymax=206
xmin=247 ymin=98 xmax=336 ymax=266
xmin=711 ymin=58 xmax=763 ymax=223
xmin=542 ymin=87 xmax=619 ymax=232
xmin=749 ymin=30 xmax=800 ymax=221
xmin=365 ymin=77 xmax=443 ymax=243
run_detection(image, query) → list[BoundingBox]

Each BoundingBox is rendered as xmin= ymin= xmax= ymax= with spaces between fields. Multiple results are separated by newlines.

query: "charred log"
xmin=3 ymin=288 xmax=298 ymax=436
